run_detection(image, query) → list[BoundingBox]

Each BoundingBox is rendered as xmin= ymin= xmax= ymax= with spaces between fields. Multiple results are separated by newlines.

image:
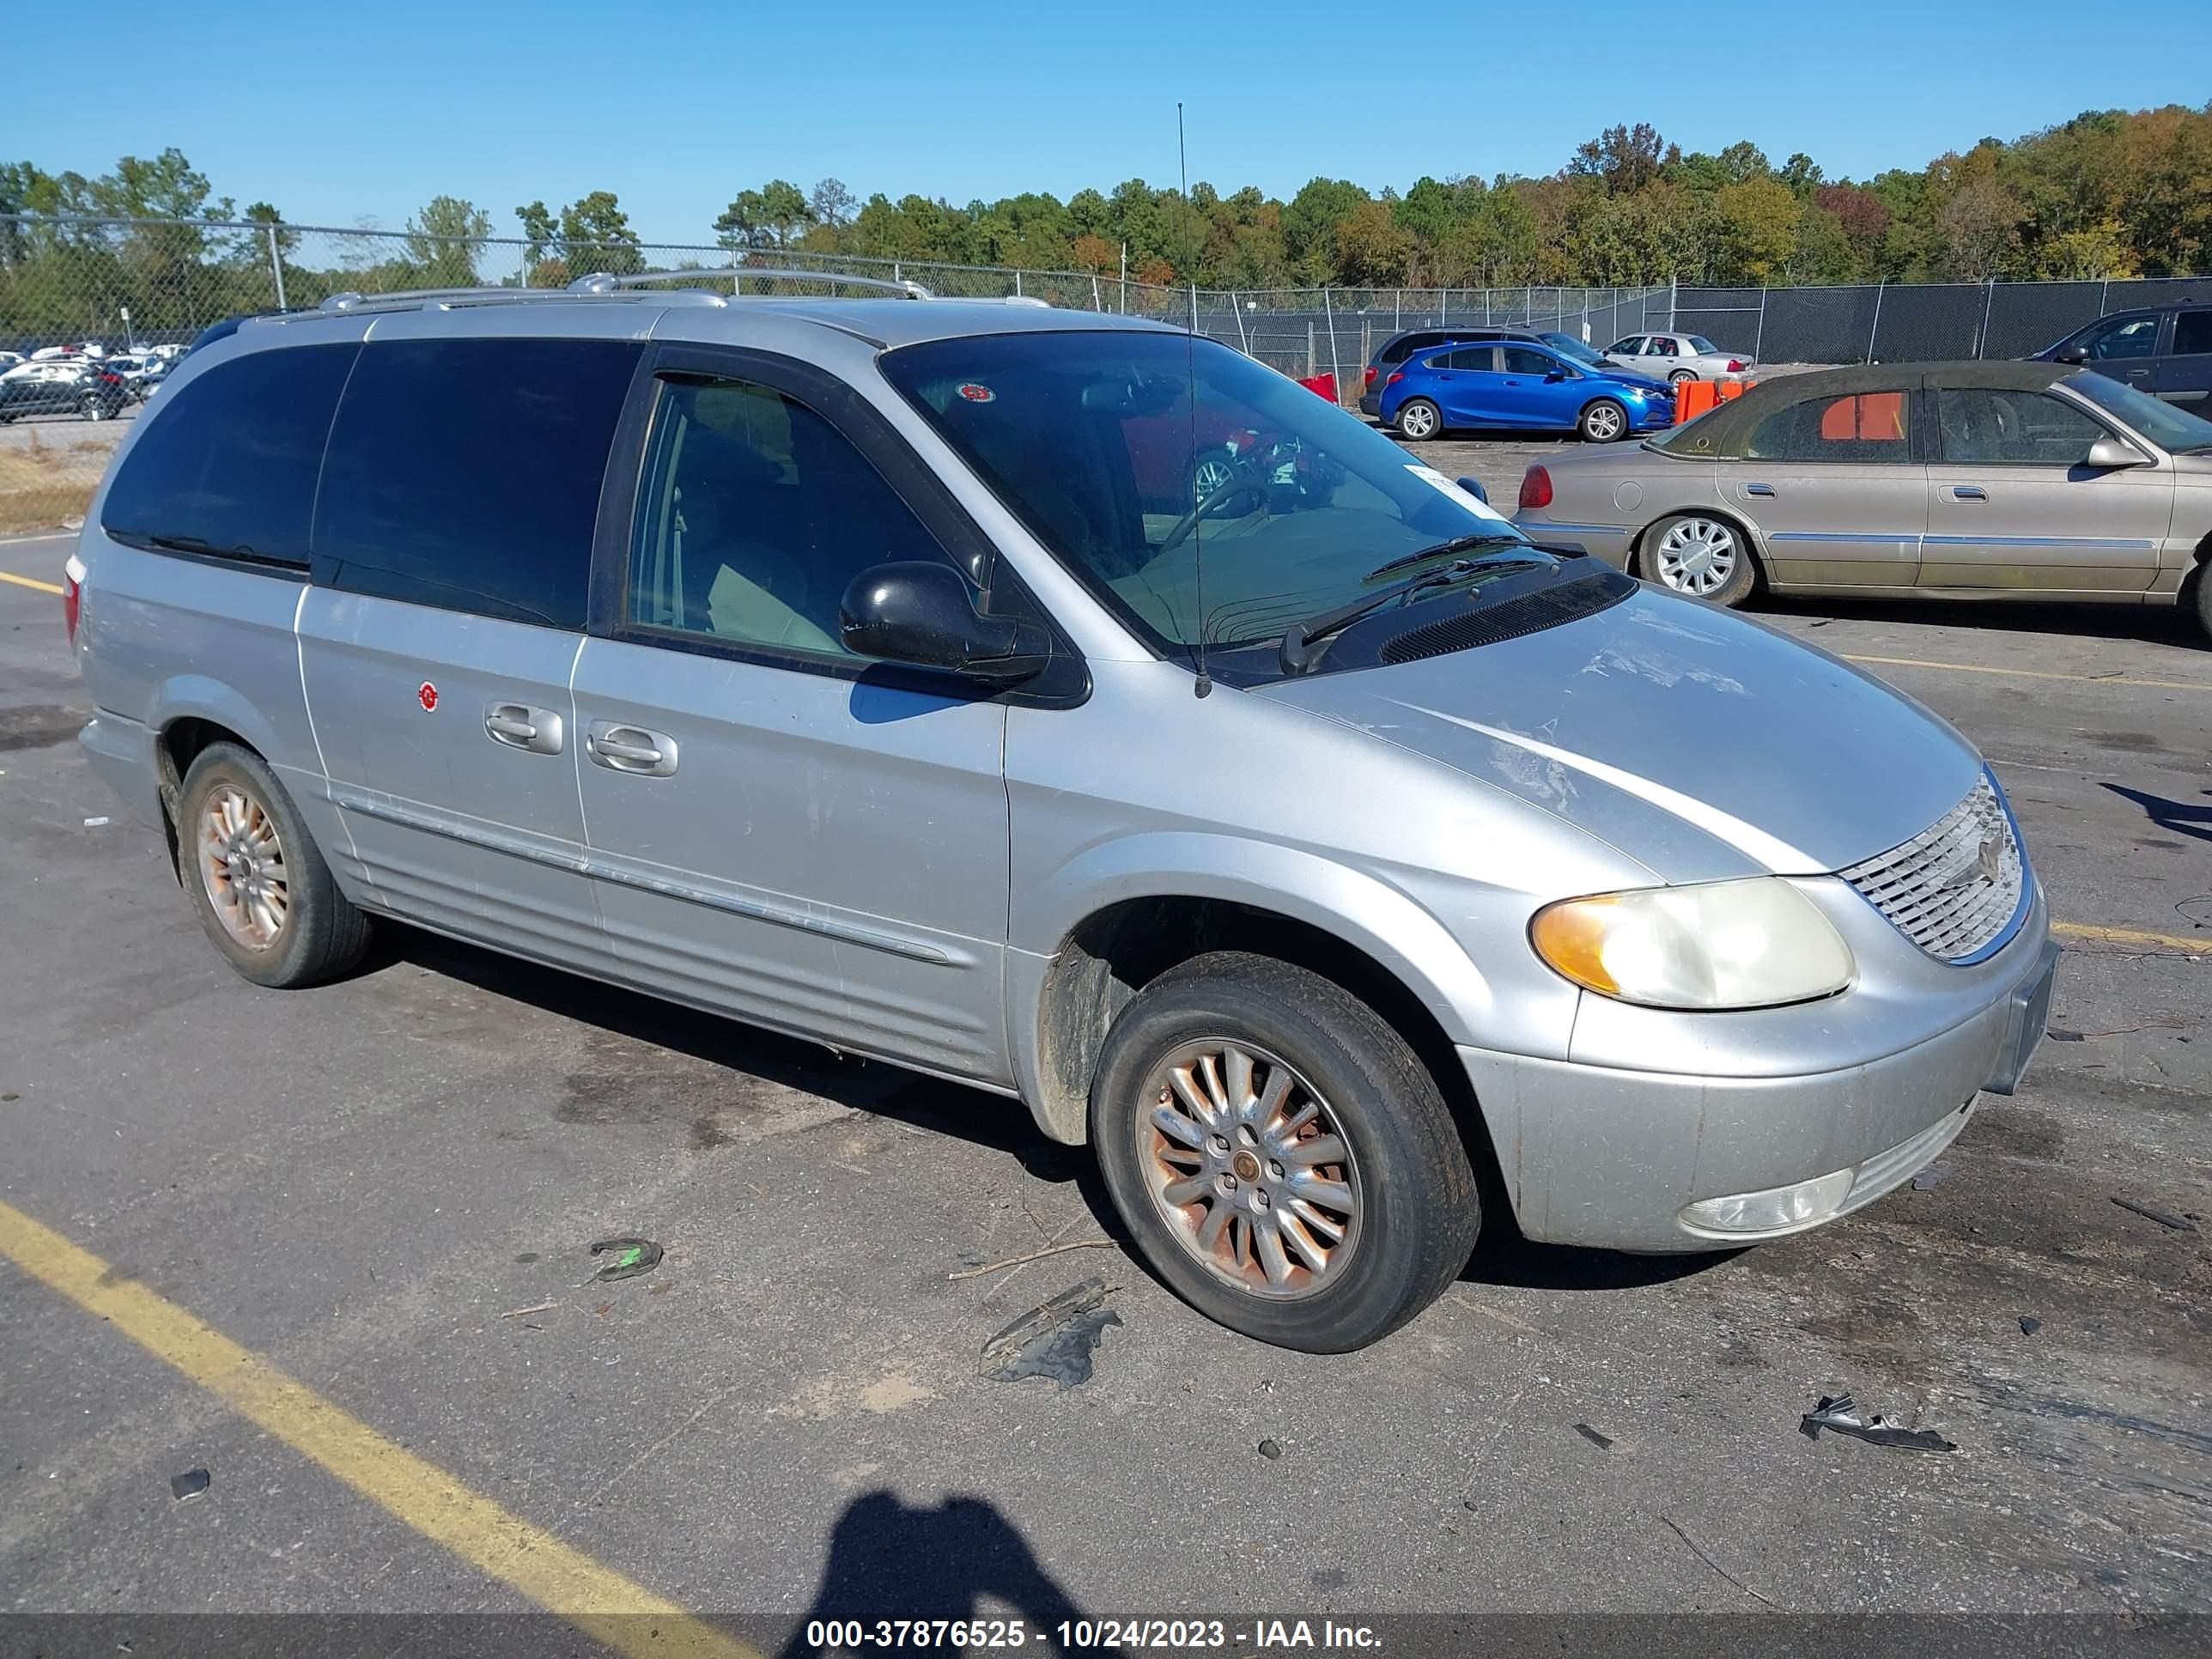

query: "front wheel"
xmin=179 ymin=742 xmax=371 ymax=988
xmin=1644 ymin=512 xmax=1757 ymax=606
xmin=1091 ymin=952 xmax=1480 ymax=1352
xmin=1578 ymin=398 xmax=1628 ymax=443
xmin=1395 ymin=398 xmax=1442 ymax=441
xmin=80 ymin=398 xmax=107 ymax=422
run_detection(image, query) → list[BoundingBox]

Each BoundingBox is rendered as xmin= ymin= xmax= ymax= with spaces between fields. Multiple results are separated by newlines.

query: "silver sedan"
xmin=1510 ymin=361 xmax=2212 ymax=638
xmin=1602 ymin=331 xmax=1753 ymax=383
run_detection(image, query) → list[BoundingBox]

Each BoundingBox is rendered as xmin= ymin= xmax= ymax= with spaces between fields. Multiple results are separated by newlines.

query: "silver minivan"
xmin=65 ymin=276 xmax=2058 ymax=1352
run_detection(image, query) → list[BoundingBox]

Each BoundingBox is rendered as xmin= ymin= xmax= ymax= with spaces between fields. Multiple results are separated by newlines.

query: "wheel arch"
xmin=1630 ymin=502 xmax=1768 ymax=586
xmin=151 ymin=697 xmax=274 ymax=882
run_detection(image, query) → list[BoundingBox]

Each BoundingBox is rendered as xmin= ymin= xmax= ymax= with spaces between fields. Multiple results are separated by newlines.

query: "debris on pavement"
xmin=169 ymin=1468 xmax=210 ymax=1502
xmin=82 ymin=817 xmax=109 ymax=828
xmin=1257 ymin=1438 xmax=1285 ymax=1460
xmin=979 ymin=1277 xmax=1121 ymax=1389
xmin=2020 ymin=1316 xmax=2042 ymax=1336
xmin=1572 ymin=1423 xmax=1615 ymax=1450
xmin=1800 ymin=1394 xmax=1957 ymax=1452
xmin=1911 ymin=1162 xmax=1951 ymax=1191
xmin=499 ymin=1300 xmax=559 ymax=1320
xmin=588 ymin=1237 xmax=664 ymax=1280
xmin=1660 ymin=1514 xmax=1774 ymax=1606
xmin=2046 ymin=1028 xmax=2087 ymax=1043
xmin=946 ymin=1237 xmax=1116 ymax=1281
xmin=2110 ymin=1196 xmax=2196 ymax=1232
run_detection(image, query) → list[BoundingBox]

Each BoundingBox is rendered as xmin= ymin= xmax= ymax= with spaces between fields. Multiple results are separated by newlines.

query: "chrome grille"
xmin=1840 ymin=775 xmax=2025 ymax=963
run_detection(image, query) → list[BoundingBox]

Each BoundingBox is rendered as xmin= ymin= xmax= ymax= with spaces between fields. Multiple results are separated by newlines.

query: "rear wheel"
xmin=179 ymin=742 xmax=370 ymax=988
xmin=1091 ymin=951 xmax=1480 ymax=1352
xmin=80 ymin=397 xmax=107 ymax=422
xmin=1668 ymin=368 xmax=1696 ymax=386
xmin=2186 ymin=561 xmax=2212 ymax=643
xmin=1395 ymin=398 xmax=1442 ymax=441
xmin=1644 ymin=512 xmax=1756 ymax=607
xmin=1578 ymin=398 xmax=1628 ymax=442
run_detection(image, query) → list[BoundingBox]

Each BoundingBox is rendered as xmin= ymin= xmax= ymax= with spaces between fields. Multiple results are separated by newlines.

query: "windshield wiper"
xmin=1364 ymin=532 xmax=1529 ymax=583
xmin=133 ymin=532 xmax=283 ymax=565
xmin=1279 ymin=560 xmax=1495 ymax=676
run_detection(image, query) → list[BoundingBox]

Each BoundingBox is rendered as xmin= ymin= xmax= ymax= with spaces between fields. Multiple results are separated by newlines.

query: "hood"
xmin=1607 ymin=370 xmax=1671 ymax=392
xmin=1255 ymin=587 xmax=1982 ymax=884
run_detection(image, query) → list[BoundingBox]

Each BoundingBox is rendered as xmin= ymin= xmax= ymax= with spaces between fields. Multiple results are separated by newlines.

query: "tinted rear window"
xmin=101 ymin=343 xmax=358 ymax=567
xmin=312 ymin=337 xmax=639 ymax=628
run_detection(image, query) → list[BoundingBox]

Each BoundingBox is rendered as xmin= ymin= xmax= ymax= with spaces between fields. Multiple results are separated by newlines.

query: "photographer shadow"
xmin=777 ymin=1490 xmax=1089 ymax=1658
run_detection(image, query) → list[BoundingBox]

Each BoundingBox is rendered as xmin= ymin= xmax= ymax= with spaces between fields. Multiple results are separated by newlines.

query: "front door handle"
xmin=485 ymin=702 xmax=564 ymax=756
xmin=1743 ymin=482 xmax=1775 ymax=496
xmin=586 ymin=720 xmax=679 ymax=777
xmin=1949 ymin=484 xmax=1988 ymax=501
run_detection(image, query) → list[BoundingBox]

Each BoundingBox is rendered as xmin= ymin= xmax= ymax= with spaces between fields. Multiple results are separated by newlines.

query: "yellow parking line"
xmin=0 ymin=1199 xmax=761 ymax=1659
xmin=1842 ymin=653 xmax=2212 ymax=694
xmin=0 ymin=569 xmax=64 ymax=596
xmin=2054 ymin=921 xmax=2212 ymax=956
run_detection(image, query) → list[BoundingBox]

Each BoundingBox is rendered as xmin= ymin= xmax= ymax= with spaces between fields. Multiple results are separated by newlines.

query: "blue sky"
xmin=9 ymin=0 xmax=2203 ymax=246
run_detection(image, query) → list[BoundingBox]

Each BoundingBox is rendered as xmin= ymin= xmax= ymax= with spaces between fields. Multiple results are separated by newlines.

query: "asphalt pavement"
xmin=0 ymin=520 xmax=2206 ymax=1653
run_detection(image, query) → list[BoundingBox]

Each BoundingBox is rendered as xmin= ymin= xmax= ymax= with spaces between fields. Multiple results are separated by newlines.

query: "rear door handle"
xmin=1743 ymin=482 xmax=1775 ymax=496
xmin=485 ymin=702 xmax=564 ymax=756
xmin=586 ymin=720 xmax=679 ymax=777
xmin=1949 ymin=484 xmax=1988 ymax=501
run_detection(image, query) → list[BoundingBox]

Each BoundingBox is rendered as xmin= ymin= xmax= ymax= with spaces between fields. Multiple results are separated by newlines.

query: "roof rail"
xmin=313 ymin=286 xmax=727 ymax=316
xmin=566 ymin=265 xmax=937 ymax=301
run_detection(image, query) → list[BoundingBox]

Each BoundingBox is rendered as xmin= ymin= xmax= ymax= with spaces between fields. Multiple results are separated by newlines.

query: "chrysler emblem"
xmin=1944 ymin=833 xmax=2004 ymax=891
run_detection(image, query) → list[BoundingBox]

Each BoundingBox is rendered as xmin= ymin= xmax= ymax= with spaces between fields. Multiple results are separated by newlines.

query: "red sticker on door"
xmin=417 ymin=682 xmax=439 ymax=712
xmin=956 ymin=383 xmax=995 ymax=403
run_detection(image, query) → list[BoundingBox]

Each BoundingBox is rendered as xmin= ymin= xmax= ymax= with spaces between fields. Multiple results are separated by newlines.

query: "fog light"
xmin=1680 ymin=1168 xmax=1855 ymax=1237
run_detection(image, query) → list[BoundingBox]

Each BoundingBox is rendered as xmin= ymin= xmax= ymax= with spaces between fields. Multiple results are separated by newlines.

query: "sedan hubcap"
xmin=198 ymin=785 xmax=289 ymax=949
xmin=1139 ymin=1039 xmax=1362 ymax=1299
xmin=1654 ymin=519 xmax=1739 ymax=596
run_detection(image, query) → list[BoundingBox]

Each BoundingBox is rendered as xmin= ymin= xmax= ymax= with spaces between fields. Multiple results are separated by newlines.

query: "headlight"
xmin=1529 ymin=878 xmax=1854 ymax=1011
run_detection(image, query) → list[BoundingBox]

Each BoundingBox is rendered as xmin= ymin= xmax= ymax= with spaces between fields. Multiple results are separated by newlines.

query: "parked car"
xmin=0 ymin=359 xmax=131 ymax=421
xmin=1602 ymin=331 xmax=1753 ymax=383
xmin=1357 ymin=325 xmax=1638 ymax=416
xmin=1380 ymin=339 xmax=1674 ymax=441
xmin=1510 ymin=360 xmax=2212 ymax=634
xmin=104 ymin=353 xmax=172 ymax=400
xmin=66 ymin=289 xmax=2056 ymax=1352
xmin=0 ymin=350 xmax=22 ymax=371
xmin=2037 ymin=303 xmax=2212 ymax=407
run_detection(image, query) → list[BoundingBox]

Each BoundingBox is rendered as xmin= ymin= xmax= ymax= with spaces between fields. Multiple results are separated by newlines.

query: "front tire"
xmin=1643 ymin=512 xmax=1757 ymax=607
xmin=179 ymin=742 xmax=370 ymax=988
xmin=1091 ymin=952 xmax=1480 ymax=1352
xmin=81 ymin=398 xmax=107 ymax=422
xmin=1578 ymin=398 xmax=1628 ymax=443
xmin=1395 ymin=398 xmax=1442 ymax=441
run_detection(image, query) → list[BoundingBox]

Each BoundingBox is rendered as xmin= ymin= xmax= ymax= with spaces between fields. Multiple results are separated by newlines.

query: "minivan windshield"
xmin=2067 ymin=369 xmax=2212 ymax=453
xmin=1538 ymin=332 xmax=1609 ymax=367
xmin=881 ymin=331 xmax=1531 ymax=654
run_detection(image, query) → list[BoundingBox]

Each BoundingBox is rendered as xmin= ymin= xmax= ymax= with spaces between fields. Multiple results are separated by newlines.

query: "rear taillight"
xmin=1385 ymin=371 xmax=1405 ymax=387
xmin=100 ymin=371 xmax=123 ymax=385
xmin=1363 ymin=365 xmax=1378 ymax=389
xmin=63 ymin=553 xmax=84 ymax=644
xmin=1518 ymin=466 xmax=1553 ymax=511
xmin=1726 ymin=360 xmax=1746 ymax=373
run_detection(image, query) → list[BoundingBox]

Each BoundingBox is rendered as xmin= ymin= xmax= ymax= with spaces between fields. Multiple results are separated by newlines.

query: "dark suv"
xmin=0 ymin=363 xmax=133 ymax=422
xmin=2038 ymin=304 xmax=2211 ymax=408
xmin=1358 ymin=326 xmax=1621 ymax=416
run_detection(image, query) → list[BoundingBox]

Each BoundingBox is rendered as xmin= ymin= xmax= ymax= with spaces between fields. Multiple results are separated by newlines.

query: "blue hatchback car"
xmin=1379 ymin=340 xmax=1673 ymax=444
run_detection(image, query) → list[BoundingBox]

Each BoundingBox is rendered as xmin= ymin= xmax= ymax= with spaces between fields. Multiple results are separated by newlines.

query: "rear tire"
xmin=1578 ymin=398 xmax=1629 ymax=442
xmin=178 ymin=742 xmax=370 ymax=988
xmin=2187 ymin=561 xmax=2212 ymax=644
xmin=1395 ymin=398 xmax=1442 ymax=441
xmin=1090 ymin=951 xmax=1480 ymax=1352
xmin=1668 ymin=368 xmax=1696 ymax=386
xmin=1642 ymin=512 xmax=1757 ymax=607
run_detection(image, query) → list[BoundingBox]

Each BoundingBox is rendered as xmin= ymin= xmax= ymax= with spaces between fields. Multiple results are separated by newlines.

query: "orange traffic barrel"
xmin=1674 ymin=380 xmax=1719 ymax=422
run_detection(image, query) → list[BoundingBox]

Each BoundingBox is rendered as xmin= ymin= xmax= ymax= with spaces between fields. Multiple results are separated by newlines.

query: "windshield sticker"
xmin=1406 ymin=464 xmax=1506 ymax=521
xmin=956 ymin=382 xmax=996 ymax=404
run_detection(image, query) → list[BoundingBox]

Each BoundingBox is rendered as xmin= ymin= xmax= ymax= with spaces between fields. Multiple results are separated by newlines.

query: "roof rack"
xmin=313 ymin=286 xmax=728 ymax=316
xmin=566 ymin=265 xmax=938 ymax=301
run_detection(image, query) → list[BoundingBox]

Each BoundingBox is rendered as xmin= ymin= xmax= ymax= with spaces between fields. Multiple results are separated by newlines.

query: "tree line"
xmin=3 ymin=104 xmax=2206 ymax=345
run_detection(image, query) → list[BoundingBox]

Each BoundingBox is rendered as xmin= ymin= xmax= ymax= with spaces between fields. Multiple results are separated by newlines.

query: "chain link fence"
xmin=2 ymin=212 xmax=2203 ymax=530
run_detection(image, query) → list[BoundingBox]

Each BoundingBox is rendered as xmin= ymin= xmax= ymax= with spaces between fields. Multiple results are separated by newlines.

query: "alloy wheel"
xmin=197 ymin=785 xmax=290 ymax=950
xmin=1652 ymin=517 xmax=1739 ymax=597
xmin=1138 ymin=1038 xmax=1362 ymax=1299
xmin=1398 ymin=401 xmax=1437 ymax=440
xmin=1583 ymin=402 xmax=1625 ymax=441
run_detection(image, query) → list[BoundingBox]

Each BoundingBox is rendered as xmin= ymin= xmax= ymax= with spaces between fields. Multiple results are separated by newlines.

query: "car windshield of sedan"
xmin=881 ymin=331 xmax=1533 ymax=653
xmin=2066 ymin=371 xmax=2212 ymax=453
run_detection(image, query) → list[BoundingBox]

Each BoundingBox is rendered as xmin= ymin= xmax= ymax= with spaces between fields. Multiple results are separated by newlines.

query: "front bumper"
xmin=1458 ymin=933 xmax=2062 ymax=1252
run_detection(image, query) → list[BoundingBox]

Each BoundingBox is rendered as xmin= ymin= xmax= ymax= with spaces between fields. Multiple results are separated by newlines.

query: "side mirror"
xmin=839 ymin=562 xmax=1049 ymax=684
xmin=1454 ymin=475 xmax=1489 ymax=503
xmin=2054 ymin=344 xmax=2090 ymax=366
xmin=2084 ymin=435 xmax=2150 ymax=469
xmin=1544 ymin=370 xmax=1568 ymax=383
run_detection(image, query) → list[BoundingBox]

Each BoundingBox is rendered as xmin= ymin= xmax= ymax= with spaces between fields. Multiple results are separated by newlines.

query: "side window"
xmin=626 ymin=374 xmax=962 ymax=659
xmin=1608 ymin=337 xmax=1644 ymax=356
xmin=1648 ymin=337 xmax=1679 ymax=356
xmin=1936 ymin=388 xmax=2106 ymax=465
xmin=312 ymin=337 xmax=639 ymax=629
xmin=2172 ymin=313 xmax=2212 ymax=356
xmin=1746 ymin=390 xmax=1912 ymax=462
xmin=2082 ymin=315 xmax=2160 ymax=360
xmin=1435 ymin=349 xmax=1486 ymax=371
xmin=100 ymin=343 xmax=357 ymax=566
xmin=1501 ymin=347 xmax=1557 ymax=375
